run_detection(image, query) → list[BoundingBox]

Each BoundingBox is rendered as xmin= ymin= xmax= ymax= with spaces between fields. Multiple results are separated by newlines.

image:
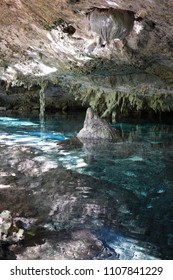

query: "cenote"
xmin=0 ymin=112 xmax=173 ymax=260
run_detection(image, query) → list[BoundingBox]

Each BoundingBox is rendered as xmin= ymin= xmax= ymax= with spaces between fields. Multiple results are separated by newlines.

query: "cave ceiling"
xmin=0 ymin=0 xmax=173 ymax=117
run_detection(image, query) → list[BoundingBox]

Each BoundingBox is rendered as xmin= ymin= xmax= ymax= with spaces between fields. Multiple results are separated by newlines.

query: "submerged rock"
xmin=57 ymin=136 xmax=83 ymax=148
xmin=77 ymin=107 xmax=121 ymax=141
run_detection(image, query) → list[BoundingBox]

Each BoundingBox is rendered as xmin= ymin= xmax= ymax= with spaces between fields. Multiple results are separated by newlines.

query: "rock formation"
xmin=0 ymin=0 xmax=172 ymax=121
xmin=77 ymin=107 xmax=120 ymax=140
xmin=86 ymin=7 xmax=135 ymax=47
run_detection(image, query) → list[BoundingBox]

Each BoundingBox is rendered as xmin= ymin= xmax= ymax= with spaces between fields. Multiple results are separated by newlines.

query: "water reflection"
xmin=0 ymin=115 xmax=173 ymax=259
xmin=95 ymin=227 xmax=160 ymax=260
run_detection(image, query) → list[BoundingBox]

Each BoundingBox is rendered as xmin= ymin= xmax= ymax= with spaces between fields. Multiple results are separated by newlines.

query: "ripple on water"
xmin=0 ymin=115 xmax=173 ymax=259
xmin=96 ymin=227 xmax=160 ymax=260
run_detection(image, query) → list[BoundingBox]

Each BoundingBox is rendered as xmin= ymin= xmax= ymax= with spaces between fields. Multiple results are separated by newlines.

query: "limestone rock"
xmin=77 ymin=107 xmax=120 ymax=141
xmin=57 ymin=136 xmax=83 ymax=148
xmin=0 ymin=0 xmax=173 ymax=119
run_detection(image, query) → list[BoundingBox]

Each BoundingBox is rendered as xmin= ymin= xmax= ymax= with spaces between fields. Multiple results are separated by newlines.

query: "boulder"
xmin=77 ymin=107 xmax=121 ymax=141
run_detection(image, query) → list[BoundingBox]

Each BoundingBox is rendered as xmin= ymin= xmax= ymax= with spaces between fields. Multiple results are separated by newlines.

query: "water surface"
xmin=0 ymin=113 xmax=173 ymax=259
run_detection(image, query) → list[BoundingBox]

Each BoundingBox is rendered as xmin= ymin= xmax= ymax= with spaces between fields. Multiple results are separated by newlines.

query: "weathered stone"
xmin=86 ymin=7 xmax=135 ymax=47
xmin=57 ymin=136 xmax=83 ymax=148
xmin=0 ymin=1 xmax=173 ymax=119
xmin=77 ymin=107 xmax=120 ymax=140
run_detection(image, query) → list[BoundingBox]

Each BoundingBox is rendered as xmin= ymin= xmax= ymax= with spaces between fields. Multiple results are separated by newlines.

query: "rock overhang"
xmin=0 ymin=0 xmax=173 ymax=120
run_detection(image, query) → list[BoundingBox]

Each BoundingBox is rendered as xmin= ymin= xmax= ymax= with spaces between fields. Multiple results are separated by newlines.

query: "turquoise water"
xmin=0 ymin=114 xmax=173 ymax=259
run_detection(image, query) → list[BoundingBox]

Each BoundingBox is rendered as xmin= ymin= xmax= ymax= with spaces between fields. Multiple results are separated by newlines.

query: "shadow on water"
xmin=0 ymin=114 xmax=173 ymax=259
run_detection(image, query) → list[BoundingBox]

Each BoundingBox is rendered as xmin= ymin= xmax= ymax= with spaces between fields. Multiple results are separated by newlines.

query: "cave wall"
xmin=0 ymin=0 xmax=173 ymax=121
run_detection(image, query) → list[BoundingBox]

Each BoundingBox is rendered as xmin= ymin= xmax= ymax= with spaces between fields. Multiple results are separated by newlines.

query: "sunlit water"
xmin=0 ymin=113 xmax=173 ymax=259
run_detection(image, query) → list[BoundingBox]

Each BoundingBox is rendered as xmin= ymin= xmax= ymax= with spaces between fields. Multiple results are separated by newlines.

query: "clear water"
xmin=0 ymin=113 xmax=173 ymax=259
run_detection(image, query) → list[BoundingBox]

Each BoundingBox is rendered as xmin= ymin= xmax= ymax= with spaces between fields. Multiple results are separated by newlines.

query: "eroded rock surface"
xmin=77 ymin=107 xmax=120 ymax=140
xmin=0 ymin=0 xmax=172 ymax=119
